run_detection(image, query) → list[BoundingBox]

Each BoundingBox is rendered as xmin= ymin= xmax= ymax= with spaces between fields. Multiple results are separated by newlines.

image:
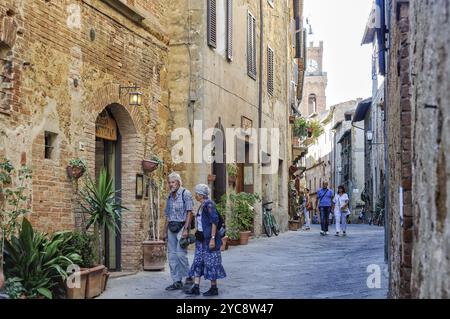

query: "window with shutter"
xmin=294 ymin=17 xmax=302 ymax=58
xmin=226 ymin=0 xmax=233 ymax=61
xmin=267 ymin=46 xmax=274 ymax=96
xmin=207 ymin=0 xmax=217 ymax=48
xmin=247 ymin=11 xmax=256 ymax=79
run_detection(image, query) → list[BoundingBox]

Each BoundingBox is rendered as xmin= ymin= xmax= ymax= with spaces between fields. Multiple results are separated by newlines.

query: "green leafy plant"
xmin=308 ymin=120 xmax=324 ymax=140
xmin=0 ymin=159 xmax=32 ymax=280
xmin=59 ymin=231 xmax=96 ymax=268
xmin=80 ymin=168 xmax=127 ymax=265
xmin=226 ymin=163 xmax=238 ymax=177
xmin=68 ymin=158 xmax=87 ymax=170
xmin=228 ymin=192 xmax=261 ymax=232
xmin=4 ymin=277 xmax=25 ymax=299
xmin=4 ymin=219 xmax=81 ymax=299
xmin=293 ymin=118 xmax=308 ymax=137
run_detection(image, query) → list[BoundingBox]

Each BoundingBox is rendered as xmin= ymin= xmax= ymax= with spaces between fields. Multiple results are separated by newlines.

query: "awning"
xmin=337 ymin=129 xmax=351 ymax=144
xmin=352 ymin=98 xmax=372 ymax=123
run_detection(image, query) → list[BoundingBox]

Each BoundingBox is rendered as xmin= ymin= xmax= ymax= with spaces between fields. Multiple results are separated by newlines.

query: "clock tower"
xmin=299 ymin=41 xmax=328 ymax=116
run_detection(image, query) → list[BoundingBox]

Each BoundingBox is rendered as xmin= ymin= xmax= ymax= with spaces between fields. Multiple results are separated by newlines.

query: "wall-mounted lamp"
xmin=366 ymin=130 xmax=373 ymax=142
xmin=119 ymin=85 xmax=143 ymax=106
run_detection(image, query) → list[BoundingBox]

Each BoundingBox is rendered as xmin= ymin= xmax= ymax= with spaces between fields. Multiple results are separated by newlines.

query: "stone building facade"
xmin=0 ymin=0 xmax=171 ymax=271
xmin=385 ymin=0 xmax=450 ymax=298
xmin=167 ymin=0 xmax=305 ymax=234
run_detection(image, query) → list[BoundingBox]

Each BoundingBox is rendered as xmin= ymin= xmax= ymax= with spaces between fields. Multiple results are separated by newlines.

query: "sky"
xmin=304 ymin=0 xmax=374 ymax=107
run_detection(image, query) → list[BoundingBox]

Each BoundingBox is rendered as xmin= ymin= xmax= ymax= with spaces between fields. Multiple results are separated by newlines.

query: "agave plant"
xmin=80 ymin=168 xmax=127 ymax=265
xmin=3 ymin=218 xmax=81 ymax=299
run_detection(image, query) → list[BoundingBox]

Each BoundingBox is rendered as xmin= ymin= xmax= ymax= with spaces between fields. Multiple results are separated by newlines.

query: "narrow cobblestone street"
xmin=100 ymin=225 xmax=388 ymax=299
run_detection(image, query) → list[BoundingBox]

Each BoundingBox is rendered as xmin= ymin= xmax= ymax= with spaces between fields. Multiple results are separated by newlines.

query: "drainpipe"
xmin=258 ymin=0 xmax=264 ymax=163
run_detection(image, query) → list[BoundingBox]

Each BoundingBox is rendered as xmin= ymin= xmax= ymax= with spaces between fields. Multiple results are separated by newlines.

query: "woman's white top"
xmin=196 ymin=203 xmax=204 ymax=232
xmin=333 ymin=193 xmax=350 ymax=214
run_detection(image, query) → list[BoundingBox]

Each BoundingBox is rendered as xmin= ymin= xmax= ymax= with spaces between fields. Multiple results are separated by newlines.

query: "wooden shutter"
xmin=247 ymin=11 xmax=256 ymax=79
xmin=267 ymin=46 xmax=274 ymax=96
xmin=226 ymin=0 xmax=233 ymax=60
xmin=294 ymin=17 xmax=302 ymax=58
xmin=207 ymin=0 xmax=217 ymax=48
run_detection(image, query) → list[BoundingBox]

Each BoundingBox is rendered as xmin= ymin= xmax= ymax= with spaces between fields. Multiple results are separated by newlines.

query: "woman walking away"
xmin=186 ymin=184 xmax=226 ymax=296
xmin=333 ymin=185 xmax=350 ymax=236
xmin=302 ymin=188 xmax=312 ymax=230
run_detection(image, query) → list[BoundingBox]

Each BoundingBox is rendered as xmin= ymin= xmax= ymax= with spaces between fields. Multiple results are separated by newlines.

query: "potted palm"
xmin=80 ymin=168 xmax=127 ymax=298
xmin=67 ymin=158 xmax=87 ymax=180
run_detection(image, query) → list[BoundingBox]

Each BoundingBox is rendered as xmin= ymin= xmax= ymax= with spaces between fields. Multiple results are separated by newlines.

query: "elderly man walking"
xmin=315 ymin=181 xmax=334 ymax=236
xmin=164 ymin=172 xmax=194 ymax=291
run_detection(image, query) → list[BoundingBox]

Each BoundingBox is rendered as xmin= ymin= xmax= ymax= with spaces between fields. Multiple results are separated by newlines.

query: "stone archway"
xmin=82 ymin=84 xmax=148 ymax=271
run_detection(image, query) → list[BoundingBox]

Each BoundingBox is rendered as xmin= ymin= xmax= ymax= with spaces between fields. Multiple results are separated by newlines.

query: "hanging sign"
xmin=95 ymin=112 xmax=117 ymax=141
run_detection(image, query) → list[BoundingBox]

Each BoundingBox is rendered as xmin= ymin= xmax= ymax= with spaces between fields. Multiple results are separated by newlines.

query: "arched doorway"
xmin=94 ymin=103 xmax=139 ymax=271
xmin=212 ymin=120 xmax=226 ymax=203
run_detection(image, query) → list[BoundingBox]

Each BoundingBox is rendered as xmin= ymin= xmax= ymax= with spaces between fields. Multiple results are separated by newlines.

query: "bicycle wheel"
xmin=263 ymin=213 xmax=272 ymax=237
xmin=271 ymin=215 xmax=279 ymax=236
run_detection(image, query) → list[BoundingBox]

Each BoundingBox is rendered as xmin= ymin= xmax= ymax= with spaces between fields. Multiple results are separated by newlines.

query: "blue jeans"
xmin=319 ymin=206 xmax=331 ymax=232
xmin=168 ymin=228 xmax=190 ymax=282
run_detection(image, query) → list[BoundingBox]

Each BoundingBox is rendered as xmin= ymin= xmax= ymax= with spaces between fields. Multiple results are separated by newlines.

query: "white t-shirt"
xmin=196 ymin=204 xmax=204 ymax=232
xmin=333 ymin=193 xmax=350 ymax=215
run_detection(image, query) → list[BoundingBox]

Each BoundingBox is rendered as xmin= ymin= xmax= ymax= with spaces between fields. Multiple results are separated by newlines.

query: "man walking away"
xmin=164 ymin=172 xmax=194 ymax=291
xmin=315 ymin=181 xmax=333 ymax=236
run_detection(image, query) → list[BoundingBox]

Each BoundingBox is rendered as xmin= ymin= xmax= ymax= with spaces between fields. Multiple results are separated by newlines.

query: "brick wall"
xmin=0 ymin=0 xmax=170 ymax=271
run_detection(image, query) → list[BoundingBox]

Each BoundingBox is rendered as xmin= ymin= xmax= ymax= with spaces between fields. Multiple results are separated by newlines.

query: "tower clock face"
xmin=307 ymin=59 xmax=319 ymax=73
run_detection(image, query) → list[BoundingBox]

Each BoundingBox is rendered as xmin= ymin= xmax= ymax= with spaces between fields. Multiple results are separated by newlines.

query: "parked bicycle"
xmin=262 ymin=202 xmax=279 ymax=237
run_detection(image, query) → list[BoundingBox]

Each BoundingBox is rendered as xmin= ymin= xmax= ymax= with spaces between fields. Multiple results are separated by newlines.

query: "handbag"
xmin=168 ymin=221 xmax=184 ymax=233
xmin=195 ymin=230 xmax=204 ymax=241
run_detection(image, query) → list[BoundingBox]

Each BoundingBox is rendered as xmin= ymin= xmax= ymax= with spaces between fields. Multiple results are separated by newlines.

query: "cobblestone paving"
xmin=99 ymin=224 xmax=388 ymax=299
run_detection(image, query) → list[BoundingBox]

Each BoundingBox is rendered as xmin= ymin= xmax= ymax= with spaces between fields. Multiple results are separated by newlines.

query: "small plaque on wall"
xmin=136 ymin=174 xmax=144 ymax=199
xmin=244 ymin=166 xmax=254 ymax=186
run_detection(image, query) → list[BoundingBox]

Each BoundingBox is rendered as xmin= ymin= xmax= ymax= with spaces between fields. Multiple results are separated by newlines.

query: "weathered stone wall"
xmin=409 ymin=0 xmax=450 ymax=299
xmin=167 ymin=0 xmax=294 ymax=233
xmin=386 ymin=0 xmax=413 ymax=298
xmin=0 ymin=0 xmax=170 ymax=271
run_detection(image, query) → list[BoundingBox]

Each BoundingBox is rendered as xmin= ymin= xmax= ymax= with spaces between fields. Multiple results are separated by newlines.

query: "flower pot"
xmin=143 ymin=240 xmax=166 ymax=271
xmin=85 ymin=265 xmax=106 ymax=299
xmin=227 ymin=238 xmax=240 ymax=246
xmin=220 ymin=236 xmax=229 ymax=251
xmin=67 ymin=165 xmax=85 ymax=179
xmin=228 ymin=175 xmax=237 ymax=185
xmin=0 ymin=268 xmax=4 ymax=290
xmin=239 ymin=231 xmax=251 ymax=245
xmin=207 ymin=174 xmax=216 ymax=182
xmin=289 ymin=115 xmax=295 ymax=124
xmin=142 ymin=160 xmax=159 ymax=173
xmin=288 ymin=220 xmax=301 ymax=231
xmin=102 ymin=271 xmax=110 ymax=292
xmin=65 ymin=268 xmax=90 ymax=299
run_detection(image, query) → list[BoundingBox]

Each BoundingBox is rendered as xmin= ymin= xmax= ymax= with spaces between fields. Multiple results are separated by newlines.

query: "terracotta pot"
xmin=143 ymin=240 xmax=166 ymax=271
xmin=67 ymin=166 xmax=85 ymax=179
xmin=142 ymin=160 xmax=159 ymax=173
xmin=289 ymin=115 xmax=295 ymax=124
xmin=65 ymin=268 xmax=90 ymax=299
xmin=207 ymin=174 xmax=216 ymax=182
xmin=288 ymin=220 xmax=301 ymax=231
xmin=228 ymin=175 xmax=237 ymax=185
xmin=220 ymin=236 xmax=228 ymax=251
xmin=102 ymin=271 xmax=110 ymax=292
xmin=85 ymin=265 xmax=106 ymax=299
xmin=227 ymin=238 xmax=240 ymax=246
xmin=0 ymin=268 xmax=4 ymax=290
xmin=239 ymin=231 xmax=251 ymax=245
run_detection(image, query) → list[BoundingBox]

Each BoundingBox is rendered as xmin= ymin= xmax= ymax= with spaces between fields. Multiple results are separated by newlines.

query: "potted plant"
xmin=229 ymin=192 xmax=260 ymax=245
xmin=227 ymin=163 xmax=238 ymax=185
xmin=142 ymin=155 xmax=163 ymax=174
xmin=3 ymin=219 xmax=81 ymax=299
xmin=0 ymin=159 xmax=32 ymax=295
xmin=67 ymin=158 xmax=87 ymax=180
xmin=288 ymin=220 xmax=301 ymax=231
xmin=143 ymin=166 xmax=166 ymax=271
xmin=289 ymin=115 xmax=296 ymax=124
xmin=80 ymin=168 xmax=126 ymax=298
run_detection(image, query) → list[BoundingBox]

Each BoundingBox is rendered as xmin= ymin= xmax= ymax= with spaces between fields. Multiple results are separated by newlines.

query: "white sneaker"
xmin=325 ymin=232 xmax=329 ymax=235
xmin=320 ymin=231 xmax=325 ymax=236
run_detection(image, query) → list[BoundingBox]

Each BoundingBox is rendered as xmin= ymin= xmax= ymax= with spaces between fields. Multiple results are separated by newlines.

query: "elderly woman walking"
xmin=186 ymin=184 xmax=226 ymax=296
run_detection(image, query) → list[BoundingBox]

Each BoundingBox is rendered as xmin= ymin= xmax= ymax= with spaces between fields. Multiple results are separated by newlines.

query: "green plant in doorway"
xmin=228 ymin=192 xmax=261 ymax=232
xmin=80 ymin=168 xmax=128 ymax=265
xmin=226 ymin=163 xmax=238 ymax=177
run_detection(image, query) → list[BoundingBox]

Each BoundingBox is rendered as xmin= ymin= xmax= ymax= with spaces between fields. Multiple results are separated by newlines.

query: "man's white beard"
xmin=170 ymin=185 xmax=179 ymax=193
